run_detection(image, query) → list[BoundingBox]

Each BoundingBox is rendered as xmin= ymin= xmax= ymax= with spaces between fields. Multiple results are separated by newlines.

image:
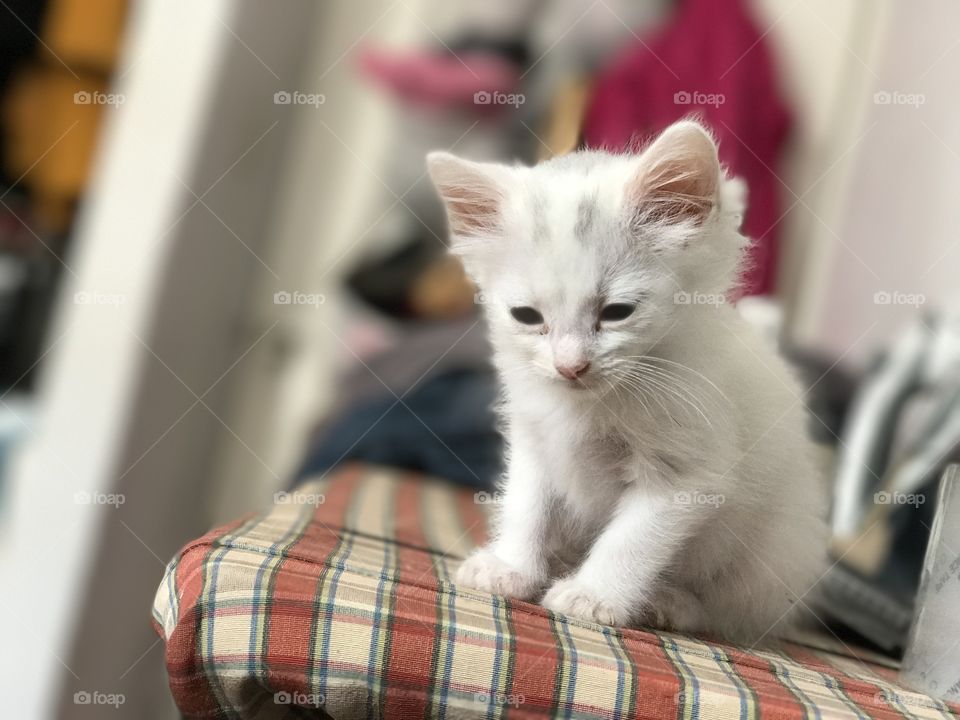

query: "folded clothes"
xmin=296 ymin=368 xmax=502 ymax=490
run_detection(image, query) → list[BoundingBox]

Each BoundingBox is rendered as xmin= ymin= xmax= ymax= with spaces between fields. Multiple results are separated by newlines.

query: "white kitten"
xmin=427 ymin=120 xmax=827 ymax=644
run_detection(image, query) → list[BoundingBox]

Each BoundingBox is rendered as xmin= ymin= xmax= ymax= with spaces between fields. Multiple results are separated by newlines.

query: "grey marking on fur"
xmin=574 ymin=192 xmax=598 ymax=243
xmin=532 ymin=193 xmax=550 ymax=244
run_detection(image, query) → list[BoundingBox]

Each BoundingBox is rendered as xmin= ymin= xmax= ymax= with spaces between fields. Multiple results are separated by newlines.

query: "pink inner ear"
xmin=632 ymin=128 xmax=720 ymax=225
xmin=643 ymin=161 xmax=717 ymax=223
xmin=438 ymin=183 xmax=500 ymax=236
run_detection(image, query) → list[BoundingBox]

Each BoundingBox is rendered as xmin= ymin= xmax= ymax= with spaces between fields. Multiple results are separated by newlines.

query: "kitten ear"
xmin=427 ymin=152 xmax=510 ymax=241
xmin=629 ymin=121 xmax=720 ymax=226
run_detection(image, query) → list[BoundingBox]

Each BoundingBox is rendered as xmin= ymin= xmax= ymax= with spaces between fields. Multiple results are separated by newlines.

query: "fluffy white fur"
xmin=427 ymin=121 xmax=827 ymax=644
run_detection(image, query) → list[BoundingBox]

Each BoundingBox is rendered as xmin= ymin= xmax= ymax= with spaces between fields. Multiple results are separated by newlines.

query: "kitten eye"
xmin=510 ymin=306 xmax=544 ymax=325
xmin=599 ymin=303 xmax=636 ymax=322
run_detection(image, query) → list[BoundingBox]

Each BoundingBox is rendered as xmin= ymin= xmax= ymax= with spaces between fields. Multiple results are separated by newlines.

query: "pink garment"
xmin=359 ymin=48 xmax=521 ymax=113
xmin=582 ymin=0 xmax=792 ymax=296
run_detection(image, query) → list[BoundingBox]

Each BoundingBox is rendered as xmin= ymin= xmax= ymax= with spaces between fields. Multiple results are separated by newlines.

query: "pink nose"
xmin=555 ymin=360 xmax=590 ymax=380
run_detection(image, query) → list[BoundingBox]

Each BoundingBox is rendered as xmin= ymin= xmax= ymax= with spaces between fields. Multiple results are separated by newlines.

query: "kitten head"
xmin=427 ymin=120 xmax=748 ymax=392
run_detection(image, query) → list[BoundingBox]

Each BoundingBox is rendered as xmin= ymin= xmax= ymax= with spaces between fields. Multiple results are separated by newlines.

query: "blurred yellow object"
xmin=409 ymin=254 xmax=478 ymax=320
xmin=537 ymin=76 xmax=591 ymax=160
xmin=43 ymin=0 xmax=127 ymax=72
xmin=4 ymin=66 xmax=107 ymax=233
xmin=1 ymin=0 xmax=128 ymax=234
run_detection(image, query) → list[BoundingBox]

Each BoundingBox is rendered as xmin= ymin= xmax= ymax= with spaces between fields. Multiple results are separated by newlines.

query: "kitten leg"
xmin=639 ymin=585 xmax=707 ymax=633
xmin=542 ymin=486 xmax=706 ymax=626
xmin=455 ymin=445 xmax=552 ymax=600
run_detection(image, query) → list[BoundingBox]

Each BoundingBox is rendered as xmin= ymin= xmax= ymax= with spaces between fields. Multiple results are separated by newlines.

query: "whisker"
xmin=619 ymin=366 xmax=721 ymax=419
xmin=625 ymin=355 xmax=732 ymax=405
xmin=618 ymin=372 xmax=712 ymax=426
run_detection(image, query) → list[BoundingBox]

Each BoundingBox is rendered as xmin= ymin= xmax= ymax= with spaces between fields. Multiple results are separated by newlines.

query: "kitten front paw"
xmin=541 ymin=578 xmax=629 ymax=626
xmin=455 ymin=549 xmax=543 ymax=600
xmin=638 ymin=586 xmax=706 ymax=633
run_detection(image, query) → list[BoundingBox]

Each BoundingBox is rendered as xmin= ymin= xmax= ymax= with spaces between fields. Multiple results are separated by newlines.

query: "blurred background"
xmin=1 ymin=0 xmax=959 ymax=716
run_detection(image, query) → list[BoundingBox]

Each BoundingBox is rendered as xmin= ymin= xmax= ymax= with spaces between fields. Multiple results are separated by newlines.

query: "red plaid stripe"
xmin=153 ymin=463 xmax=960 ymax=719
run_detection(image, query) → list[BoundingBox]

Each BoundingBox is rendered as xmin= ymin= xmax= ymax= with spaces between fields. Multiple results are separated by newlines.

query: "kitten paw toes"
xmin=541 ymin=578 xmax=627 ymax=626
xmin=455 ymin=549 xmax=543 ymax=600
xmin=639 ymin=587 xmax=705 ymax=633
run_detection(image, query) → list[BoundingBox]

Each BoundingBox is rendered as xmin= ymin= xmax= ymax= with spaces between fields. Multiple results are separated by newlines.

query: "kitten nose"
xmin=555 ymin=360 xmax=590 ymax=380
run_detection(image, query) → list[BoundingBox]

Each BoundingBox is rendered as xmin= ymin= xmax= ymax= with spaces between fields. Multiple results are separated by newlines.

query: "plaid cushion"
xmin=153 ymin=463 xmax=959 ymax=719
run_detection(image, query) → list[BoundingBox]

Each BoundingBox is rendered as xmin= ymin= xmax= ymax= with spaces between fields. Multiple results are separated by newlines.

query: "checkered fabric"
xmin=153 ymin=463 xmax=959 ymax=719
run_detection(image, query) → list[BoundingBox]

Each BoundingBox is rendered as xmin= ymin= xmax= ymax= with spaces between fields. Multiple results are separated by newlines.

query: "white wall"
xmin=751 ymin=0 xmax=893 ymax=356
xmin=1 ymin=1 xmax=319 ymax=717
xmin=756 ymin=0 xmax=957 ymax=367
xmin=204 ymin=0 xmax=425 ymax=522
xmin=797 ymin=0 xmax=960 ymax=364
xmin=0 ymin=2 xmax=233 ymax=716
